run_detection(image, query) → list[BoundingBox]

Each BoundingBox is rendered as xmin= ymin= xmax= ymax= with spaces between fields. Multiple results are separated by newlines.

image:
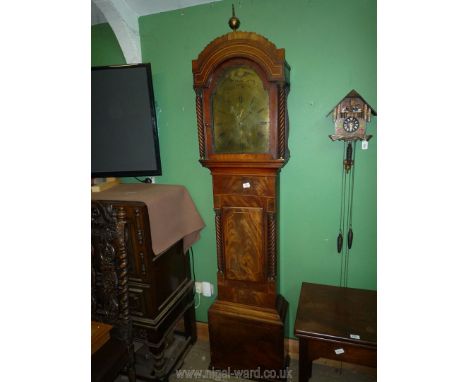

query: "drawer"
xmin=307 ymin=338 xmax=377 ymax=367
xmin=213 ymin=175 xmax=275 ymax=197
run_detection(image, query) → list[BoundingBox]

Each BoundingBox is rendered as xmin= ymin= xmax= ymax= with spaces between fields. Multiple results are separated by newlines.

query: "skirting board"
xmin=195 ymin=321 xmax=376 ymax=376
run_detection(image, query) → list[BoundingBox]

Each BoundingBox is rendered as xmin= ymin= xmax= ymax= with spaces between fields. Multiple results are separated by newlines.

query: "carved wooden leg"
xmin=299 ymin=339 xmax=312 ymax=382
xmin=145 ymin=330 xmax=167 ymax=377
xmin=151 ymin=341 xmax=166 ymax=374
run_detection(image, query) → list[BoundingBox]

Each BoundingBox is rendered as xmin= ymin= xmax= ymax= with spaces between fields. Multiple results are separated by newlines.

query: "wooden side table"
xmin=294 ymin=282 xmax=377 ymax=382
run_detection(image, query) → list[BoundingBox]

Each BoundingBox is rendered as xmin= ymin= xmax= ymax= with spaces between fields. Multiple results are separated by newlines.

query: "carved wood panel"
xmin=91 ymin=202 xmax=133 ymax=349
xmin=91 ymin=199 xmax=197 ymax=380
xmin=128 ymin=286 xmax=149 ymax=317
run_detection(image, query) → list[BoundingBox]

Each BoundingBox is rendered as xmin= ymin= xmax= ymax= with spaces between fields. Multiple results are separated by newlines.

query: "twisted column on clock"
xmin=267 ymin=212 xmax=277 ymax=280
xmin=278 ymin=83 xmax=286 ymax=159
xmin=195 ymin=88 xmax=206 ymax=159
xmin=214 ymin=208 xmax=225 ymax=273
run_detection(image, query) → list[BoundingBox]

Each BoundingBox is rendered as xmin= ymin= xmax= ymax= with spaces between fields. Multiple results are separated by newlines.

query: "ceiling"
xmin=91 ymin=0 xmax=221 ymax=63
xmin=91 ymin=0 xmax=221 ymax=25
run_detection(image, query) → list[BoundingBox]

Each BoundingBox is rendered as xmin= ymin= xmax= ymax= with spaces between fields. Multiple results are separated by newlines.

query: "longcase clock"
xmin=192 ymin=11 xmax=290 ymax=376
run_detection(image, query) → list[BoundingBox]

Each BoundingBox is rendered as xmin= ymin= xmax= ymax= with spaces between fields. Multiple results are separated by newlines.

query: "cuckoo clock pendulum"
xmin=328 ymin=90 xmax=376 ymax=286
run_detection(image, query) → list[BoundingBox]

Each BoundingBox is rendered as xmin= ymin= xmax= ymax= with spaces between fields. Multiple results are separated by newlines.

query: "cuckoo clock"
xmin=192 ymin=6 xmax=290 ymax=376
xmin=328 ymin=89 xmax=376 ymax=142
xmin=327 ymin=90 xmax=376 ymax=287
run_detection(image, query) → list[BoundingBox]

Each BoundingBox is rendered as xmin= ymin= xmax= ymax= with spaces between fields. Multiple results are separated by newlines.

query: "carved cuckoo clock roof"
xmin=327 ymin=89 xmax=377 ymax=117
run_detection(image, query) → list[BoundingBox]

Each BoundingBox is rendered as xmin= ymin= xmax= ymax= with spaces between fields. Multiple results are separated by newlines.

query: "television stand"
xmin=91 ymin=177 xmax=120 ymax=193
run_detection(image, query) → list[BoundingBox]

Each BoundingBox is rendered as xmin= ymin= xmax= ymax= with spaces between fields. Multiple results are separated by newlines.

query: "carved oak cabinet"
xmin=91 ymin=200 xmax=196 ymax=381
xmin=192 ymin=30 xmax=290 ymax=375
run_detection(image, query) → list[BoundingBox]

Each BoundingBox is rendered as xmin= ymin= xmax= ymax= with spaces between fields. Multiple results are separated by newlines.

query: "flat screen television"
xmin=92 ymin=63 xmax=162 ymax=177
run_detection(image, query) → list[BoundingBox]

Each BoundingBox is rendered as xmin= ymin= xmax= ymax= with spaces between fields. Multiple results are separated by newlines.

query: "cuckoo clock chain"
xmin=338 ymin=141 xmax=357 ymax=287
xmin=348 ymin=141 xmax=357 ymax=251
xmin=338 ymin=143 xmax=346 ymax=285
xmin=337 ymin=142 xmax=346 ymax=254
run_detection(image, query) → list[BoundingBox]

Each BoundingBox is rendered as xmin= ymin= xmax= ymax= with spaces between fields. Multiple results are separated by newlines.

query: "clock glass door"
xmin=211 ymin=66 xmax=270 ymax=153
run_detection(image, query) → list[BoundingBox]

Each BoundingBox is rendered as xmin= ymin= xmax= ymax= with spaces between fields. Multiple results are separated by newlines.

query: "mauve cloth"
xmin=91 ymin=183 xmax=205 ymax=255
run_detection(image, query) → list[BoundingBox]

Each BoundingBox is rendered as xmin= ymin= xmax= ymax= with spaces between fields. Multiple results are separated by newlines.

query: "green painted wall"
xmin=91 ymin=23 xmax=126 ymax=66
xmin=91 ymin=0 xmax=376 ymax=338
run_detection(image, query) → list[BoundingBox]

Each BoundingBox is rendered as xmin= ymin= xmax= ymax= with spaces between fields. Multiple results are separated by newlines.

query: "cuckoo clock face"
xmin=212 ymin=66 xmax=270 ymax=153
xmin=343 ymin=117 xmax=360 ymax=133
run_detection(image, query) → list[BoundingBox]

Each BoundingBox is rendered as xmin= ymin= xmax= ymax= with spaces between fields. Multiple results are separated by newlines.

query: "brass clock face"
xmin=212 ymin=66 xmax=270 ymax=153
xmin=343 ymin=117 xmax=360 ymax=133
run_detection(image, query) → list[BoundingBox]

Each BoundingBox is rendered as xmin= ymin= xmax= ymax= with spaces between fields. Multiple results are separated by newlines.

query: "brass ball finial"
xmin=228 ymin=4 xmax=240 ymax=31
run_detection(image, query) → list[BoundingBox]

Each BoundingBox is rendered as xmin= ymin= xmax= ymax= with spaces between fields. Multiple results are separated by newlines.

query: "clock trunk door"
xmin=222 ymin=206 xmax=265 ymax=283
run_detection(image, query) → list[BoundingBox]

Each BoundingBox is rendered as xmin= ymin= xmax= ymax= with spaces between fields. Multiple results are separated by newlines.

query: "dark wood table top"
xmin=91 ymin=320 xmax=113 ymax=355
xmin=294 ymin=282 xmax=376 ymax=346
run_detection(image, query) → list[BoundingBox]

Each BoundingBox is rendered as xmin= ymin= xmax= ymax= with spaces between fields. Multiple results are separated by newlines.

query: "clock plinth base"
xmin=208 ymin=295 xmax=289 ymax=379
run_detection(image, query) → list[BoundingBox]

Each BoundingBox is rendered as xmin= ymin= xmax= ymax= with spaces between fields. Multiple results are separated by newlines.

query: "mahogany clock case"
xmin=192 ymin=30 xmax=291 ymax=376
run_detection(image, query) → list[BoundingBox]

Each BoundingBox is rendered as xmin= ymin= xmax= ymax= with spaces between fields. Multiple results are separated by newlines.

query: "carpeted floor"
xmin=117 ymin=339 xmax=377 ymax=382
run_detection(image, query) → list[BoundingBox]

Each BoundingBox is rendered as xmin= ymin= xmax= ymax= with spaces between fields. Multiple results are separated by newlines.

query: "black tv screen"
xmin=92 ymin=63 xmax=162 ymax=177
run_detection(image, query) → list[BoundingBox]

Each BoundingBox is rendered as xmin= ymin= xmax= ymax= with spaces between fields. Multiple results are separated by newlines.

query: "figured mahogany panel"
xmin=213 ymin=174 xmax=275 ymax=197
xmin=214 ymin=194 xmax=265 ymax=209
xmin=217 ymin=277 xmax=276 ymax=308
xmin=223 ymin=207 xmax=265 ymax=282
